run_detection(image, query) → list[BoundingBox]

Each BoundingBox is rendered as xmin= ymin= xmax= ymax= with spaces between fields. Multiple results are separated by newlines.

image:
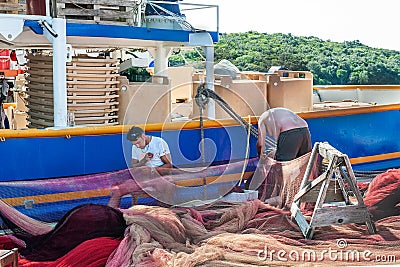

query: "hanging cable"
xmin=194 ymin=83 xmax=209 ymax=199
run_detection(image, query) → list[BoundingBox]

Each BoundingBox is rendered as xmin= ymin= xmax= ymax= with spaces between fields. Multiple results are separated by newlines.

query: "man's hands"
xmin=139 ymin=153 xmax=152 ymax=165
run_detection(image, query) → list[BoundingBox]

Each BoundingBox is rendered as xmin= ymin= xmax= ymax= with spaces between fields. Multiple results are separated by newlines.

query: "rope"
xmin=195 ymin=83 xmax=209 ymax=199
xmin=237 ymin=115 xmax=252 ymax=187
xmin=199 ymin=102 xmax=206 ymax=199
xmin=173 ymin=117 xmax=252 ymax=208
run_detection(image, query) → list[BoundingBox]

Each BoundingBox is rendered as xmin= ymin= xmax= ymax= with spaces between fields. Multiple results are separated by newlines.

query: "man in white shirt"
xmin=127 ymin=126 xmax=172 ymax=169
xmin=108 ymin=126 xmax=172 ymax=208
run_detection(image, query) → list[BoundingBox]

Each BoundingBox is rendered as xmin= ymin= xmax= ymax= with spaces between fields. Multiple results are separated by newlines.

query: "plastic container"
xmin=220 ymin=190 xmax=259 ymax=202
xmin=0 ymin=50 xmax=10 ymax=70
xmin=26 ymin=0 xmax=46 ymax=16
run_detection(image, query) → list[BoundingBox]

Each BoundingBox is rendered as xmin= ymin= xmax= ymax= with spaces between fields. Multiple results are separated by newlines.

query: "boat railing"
xmin=0 ymin=1 xmax=219 ymax=31
xmin=313 ymin=85 xmax=400 ymax=105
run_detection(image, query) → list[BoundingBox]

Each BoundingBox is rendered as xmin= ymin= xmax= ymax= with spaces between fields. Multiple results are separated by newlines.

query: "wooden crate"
xmin=74 ymin=107 xmax=118 ymax=117
xmin=74 ymin=114 xmax=118 ymax=125
xmin=27 ymin=90 xmax=53 ymax=99
xmin=27 ymin=96 xmax=53 ymax=107
xmin=67 ymin=56 xmax=119 ymax=68
xmin=27 ymin=103 xmax=53 ymax=114
xmin=27 ymin=61 xmax=54 ymax=71
xmin=56 ymin=0 xmax=139 ymax=25
xmin=0 ymin=0 xmax=25 ymax=14
xmin=26 ymin=53 xmax=53 ymax=62
xmin=27 ymin=75 xmax=54 ymax=84
xmin=27 ymin=117 xmax=53 ymax=128
xmin=67 ymin=94 xmax=118 ymax=103
xmin=68 ymin=101 xmax=118 ymax=110
xmin=67 ymin=87 xmax=119 ymax=96
xmin=26 ymin=53 xmax=121 ymax=127
xmin=67 ymin=65 xmax=118 ymax=75
xmin=26 ymin=83 xmax=53 ymax=92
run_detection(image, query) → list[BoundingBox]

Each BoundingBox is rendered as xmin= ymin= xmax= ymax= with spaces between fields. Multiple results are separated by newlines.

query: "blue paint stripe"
xmin=24 ymin=21 xmax=219 ymax=42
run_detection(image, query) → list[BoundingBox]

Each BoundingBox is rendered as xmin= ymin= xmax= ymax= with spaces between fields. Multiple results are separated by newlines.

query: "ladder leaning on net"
xmin=290 ymin=142 xmax=376 ymax=239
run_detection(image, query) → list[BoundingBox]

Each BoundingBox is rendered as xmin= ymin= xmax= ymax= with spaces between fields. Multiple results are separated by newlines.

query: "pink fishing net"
xmin=0 ymin=164 xmax=398 ymax=266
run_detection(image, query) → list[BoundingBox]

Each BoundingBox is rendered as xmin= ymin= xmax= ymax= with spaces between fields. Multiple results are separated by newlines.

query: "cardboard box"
xmin=118 ymin=76 xmax=171 ymax=125
xmin=192 ymin=75 xmax=268 ymax=119
xmin=267 ymin=72 xmax=313 ymax=112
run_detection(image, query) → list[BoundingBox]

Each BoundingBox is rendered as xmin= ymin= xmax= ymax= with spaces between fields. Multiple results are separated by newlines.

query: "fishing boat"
xmin=0 ymin=0 xmax=399 ymax=222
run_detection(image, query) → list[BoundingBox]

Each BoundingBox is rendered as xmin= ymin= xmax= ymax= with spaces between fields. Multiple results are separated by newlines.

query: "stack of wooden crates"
xmin=1 ymin=0 xmax=140 ymax=25
xmin=55 ymin=0 xmax=139 ymax=25
xmin=0 ymin=0 xmax=25 ymax=14
xmin=26 ymin=53 xmax=120 ymax=128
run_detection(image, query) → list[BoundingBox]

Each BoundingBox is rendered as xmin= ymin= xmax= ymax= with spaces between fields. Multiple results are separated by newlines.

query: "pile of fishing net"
xmin=0 ymin=163 xmax=399 ymax=266
xmin=0 ymin=198 xmax=398 ymax=266
xmin=364 ymin=168 xmax=400 ymax=220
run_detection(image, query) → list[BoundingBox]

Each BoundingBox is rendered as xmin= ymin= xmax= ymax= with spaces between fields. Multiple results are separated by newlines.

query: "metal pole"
xmin=154 ymin=44 xmax=170 ymax=80
xmin=205 ymin=45 xmax=215 ymax=119
xmin=50 ymin=18 xmax=68 ymax=127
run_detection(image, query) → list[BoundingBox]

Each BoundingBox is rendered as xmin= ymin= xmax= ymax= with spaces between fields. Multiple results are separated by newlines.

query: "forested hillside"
xmin=170 ymin=31 xmax=400 ymax=85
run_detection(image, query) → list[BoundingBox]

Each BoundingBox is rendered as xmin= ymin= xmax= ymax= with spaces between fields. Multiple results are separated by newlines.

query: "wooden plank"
xmin=57 ymin=0 xmax=139 ymax=7
xmin=27 ymin=117 xmax=53 ymax=127
xmin=335 ymin=169 xmax=351 ymax=204
xmin=291 ymin=202 xmax=312 ymax=238
xmin=68 ymin=89 xmax=119 ymax=97
xmin=27 ymin=97 xmax=54 ymax=107
xmin=28 ymin=71 xmax=53 ymax=78
xmin=75 ymin=114 xmax=118 ymax=121
xmin=28 ymin=90 xmax=54 ymax=99
xmin=73 ymin=108 xmax=118 ymax=113
xmin=67 ymin=88 xmax=119 ymax=92
xmin=75 ymin=119 xmax=118 ymax=125
xmin=26 ymin=102 xmax=54 ymax=114
xmin=26 ymin=76 xmax=53 ymax=84
xmin=73 ymin=108 xmax=118 ymax=117
xmin=67 ymin=95 xmax=118 ymax=102
xmin=27 ymin=61 xmax=54 ymax=70
xmin=67 ymin=62 xmax=116 ymax=68
xmin=67 ymin=72 xmax=118 ymax=78
xmin=55 ymin=1 xmax=136 ymax=24
xmin=68 ymin=102 xmax=119 ymax=109
xmin=26 ymin=54 xmax=53 ymax=62
xmin=67 ymin=65 xmax=118 ymax=74
xmin=293 ymin=171 xmax=327 ymax=202
xmin=313 ymin=157 xmax=337 ymax=209
xmin=311 ymin=206 xmax=372 ymax=227
xmin=0 ymin=2 xmax=25 ymax=14
xmin=296 ymin=185 xmax=346 ymax=203
xmin=57 ymin=7 xmax=133 ymax=18
xmin=29 ymin=112 xmax=54 ymax=121
xmin=67 ymin=83 xmax=119 ymax=89
xmin=27 ymin=83 xmax=54 ymax=92
xmin=66 ymin=73 xmax=119 ymax=81
xmin=70 ymin=57 xmax=117 ymax=63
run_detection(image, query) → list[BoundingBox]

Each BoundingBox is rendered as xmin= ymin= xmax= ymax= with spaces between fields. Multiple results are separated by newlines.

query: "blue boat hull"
xmin=1 ymin=105 xmax=399 ymax=181
xmin=0 ymin=104 xmax=399 ymax=221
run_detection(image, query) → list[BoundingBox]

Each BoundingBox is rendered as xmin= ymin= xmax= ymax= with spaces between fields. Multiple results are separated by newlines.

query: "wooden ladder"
xmin=290 ymin=142 xmax=376 ymax=239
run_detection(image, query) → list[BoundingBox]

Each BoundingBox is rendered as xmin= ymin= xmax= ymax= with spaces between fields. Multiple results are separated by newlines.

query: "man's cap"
xmin=127 ymin=126 xmax=144 ymax=141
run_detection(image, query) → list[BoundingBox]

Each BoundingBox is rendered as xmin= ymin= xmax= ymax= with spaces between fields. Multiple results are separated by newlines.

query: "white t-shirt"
xmin=131 ymin=136 xmax=170 ymax=167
